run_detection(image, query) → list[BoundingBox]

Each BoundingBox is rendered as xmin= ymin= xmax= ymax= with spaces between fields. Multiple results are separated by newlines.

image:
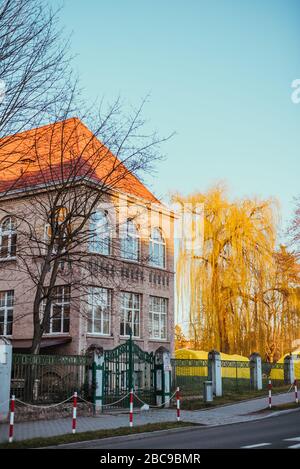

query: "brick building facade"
xmin=0 ymin=119 xmax=175 ymax=355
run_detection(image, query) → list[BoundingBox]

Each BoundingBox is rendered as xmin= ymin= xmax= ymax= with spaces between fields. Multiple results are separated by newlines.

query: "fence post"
xmin=129 ymin=388 xmax=134 ymax=427
xmin=154 ymin=347 xmax=172 ymax=407
xmin=0 ymin=338 xmax=12 ymax=423
xmin=294 ymin=380 xmax=298 ymax=404
xmin=250 ymin=353 xmax=262 ymax=390
xmin=268 ymin=379 xmax=272 ymax=408
xmin=176 ymin=387 xmax=180 ymax=421
xmin=284 ymin=354 xmax=295 ymax=384
xmin=92 ymin=346 xmax=104 ymax=414
xmin=208 ymin=350 xmax=222 ymax=397
xmin=8 ymin=395 xmax=15 ymax=443
xmin=72 ymin=391 xmax=77 ymax=434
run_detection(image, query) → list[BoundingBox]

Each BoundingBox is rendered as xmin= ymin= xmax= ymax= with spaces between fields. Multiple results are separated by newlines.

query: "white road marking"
xmin=241 ymin=443 xmax=271 ymax=449
xmin=284 ymin=437 xmax=300 ymax=448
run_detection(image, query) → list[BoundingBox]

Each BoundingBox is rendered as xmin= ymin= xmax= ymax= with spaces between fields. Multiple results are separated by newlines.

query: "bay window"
xmin=120 ymin=292 xmax=140 ymax=337
xmin=0 ymin=217 xmax=17 ymax=259
xmin=88 ymin=287 xmax=111 ymax=335
xmin=44 ymin=285 xmax=70 ymax=334
xmin=89 ymin=210 xmax=111 ymax=255
xmin=120 ymin=220 xmax=139 ymax=261
xmin=149 ymin=228 xmax=165 ymax=268
xmin=149 ymin=296 xmax=167 ymax=340
xmin=0 ymin=290 xmax=14 ymax=336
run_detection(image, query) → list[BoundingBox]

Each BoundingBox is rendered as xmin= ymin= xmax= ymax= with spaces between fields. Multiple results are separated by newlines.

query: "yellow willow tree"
xmin=174 ymin=186 xmax=300 ymax=359
xmin=263 ymin=246 xmax=300 ymax=360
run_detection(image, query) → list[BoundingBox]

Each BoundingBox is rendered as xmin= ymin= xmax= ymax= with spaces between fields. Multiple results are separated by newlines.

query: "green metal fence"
xmin=262 ymin=361 xmax=288 ymax=389
xmin=14 ymin=352 xmax=291 ymax=407
xmin=171 ymin=359 xmax=208 ymax=396
xmin=171 ymin=358 xmax=254 ymax=396
xmin=221 ymin=360 xmax=253 ymax=393
xmin=171 ymin=357 xmax=294 ymax=398
xmin=11 ymin=354 xmax=92 ymax=403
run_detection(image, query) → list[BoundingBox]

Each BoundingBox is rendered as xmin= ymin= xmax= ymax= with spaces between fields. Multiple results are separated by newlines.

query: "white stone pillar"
xmin=208 ymin=350 xmax=222 ymax=397
xmin=284 ymin=354 xmax=295 ymax=384
xmin=91 ymin=347 xmax=104 ymax=413
xmin=250 ymin=353 xmax=262 ymax=390
xmin=0 ymin=338 xmax=12 ymax=422
xmin=155 ymin=347 xmax=172 ymax=408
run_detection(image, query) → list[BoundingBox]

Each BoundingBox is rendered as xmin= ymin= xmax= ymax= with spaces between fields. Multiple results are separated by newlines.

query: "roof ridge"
xmin=0 ymin=117 xmax=81 ymax=142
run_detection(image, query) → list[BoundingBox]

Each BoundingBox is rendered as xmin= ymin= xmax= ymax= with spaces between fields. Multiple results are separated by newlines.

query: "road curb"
xmin=47 ymin=424 xmax=203 ymax=448
xmin=202 ymin=406 xmax=300 ymax=429
xmin=48 ymin=407 xmax=300 ymax=448
xmin=185 ymin=390 xmax=295 ymax=413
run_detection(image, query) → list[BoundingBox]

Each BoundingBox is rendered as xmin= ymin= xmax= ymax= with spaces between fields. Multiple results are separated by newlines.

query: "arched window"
xmin=89 ymin=210 xmax=111 ymax=255
xmin=149 ymin=228 xmax=166 ymax=268
xmin=44 ymin=207 xmax=69 ymax=255
xmin=120 ymin=220 xmax=139 ymax=261
xmin=0 ymin=217 xmax=17 ymax=259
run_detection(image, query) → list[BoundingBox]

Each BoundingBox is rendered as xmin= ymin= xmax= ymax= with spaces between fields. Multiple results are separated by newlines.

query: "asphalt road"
xmin=57 ymin=409 xmax=300 ymax=449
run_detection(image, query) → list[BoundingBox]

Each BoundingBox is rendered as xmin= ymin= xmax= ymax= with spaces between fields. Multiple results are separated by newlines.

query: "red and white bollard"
xmin=268 ymin=379 xmax=272 ymax=409
xmin=129 ymin=388 xmax=134 ymax=428
xmin=72 ymin=391 xmax=77 ymax=434
xmin=294 ymin=380 xmax=298 ymax=404
xmin=8 ymin=395 xmax=15 ymax=443
xmin=176 ymin=387 xmax=181 ymax=422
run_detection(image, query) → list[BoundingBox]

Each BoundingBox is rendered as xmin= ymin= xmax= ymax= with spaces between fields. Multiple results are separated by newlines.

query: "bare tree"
xmin=0 ymin=0 xmax=75 ymax=173
xmin=0 ymin=99 xmax=170 ymax=354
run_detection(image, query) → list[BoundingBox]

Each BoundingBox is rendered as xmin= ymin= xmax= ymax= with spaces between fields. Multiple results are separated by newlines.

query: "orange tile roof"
xmin=0 ymin=117 xmax=160 ymax=203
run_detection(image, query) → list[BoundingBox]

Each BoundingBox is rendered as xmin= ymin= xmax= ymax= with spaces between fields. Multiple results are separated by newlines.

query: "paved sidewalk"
xmin=0 ymin=391 xmax=295 ymax=443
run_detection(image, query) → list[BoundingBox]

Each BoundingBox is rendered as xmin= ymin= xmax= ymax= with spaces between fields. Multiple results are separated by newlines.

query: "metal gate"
xmin=103 ymin=335 xmax=155 ymax=408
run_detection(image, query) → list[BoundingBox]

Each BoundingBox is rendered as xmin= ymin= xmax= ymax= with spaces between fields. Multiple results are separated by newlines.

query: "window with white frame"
xmin=0 ymin=290 xmax=14 ymax=336
xmin=120 ymin=220 xmax=139 ymax=261
xmin=43 ymin=285 xmax=70 ymax=334
xmin=89 ymin=210 xmax=111 ymax=255
xmin=120 ymin=292 xmax=140 ymax=337
xmin=88 ymin=287 xmax=111 ymax=335
xmin=149 ymin=296 xmax=167 ymax=340
xmin=0 ymin=217 xmax=17 ymax=259
xmin=149 ymin=228 xmax=166 ymax=268
xmin=44 ymin=207 xmax=69 ymax=255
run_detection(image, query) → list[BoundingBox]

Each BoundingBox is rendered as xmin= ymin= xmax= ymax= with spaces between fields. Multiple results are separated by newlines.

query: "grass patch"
xmin=248 ymin=401 xmax=300 ymax=415
xmin=0 ymin=421 xmax=199 ymax=449
xmin=271 ymin=402 xmax=300 ymax=411
xmin=180 ymin=386 xmax=292 ymax=411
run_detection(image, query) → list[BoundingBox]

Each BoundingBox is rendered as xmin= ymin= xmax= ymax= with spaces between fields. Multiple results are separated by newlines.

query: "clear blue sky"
xmin=60 ymin=0 xmax=300 ymax=235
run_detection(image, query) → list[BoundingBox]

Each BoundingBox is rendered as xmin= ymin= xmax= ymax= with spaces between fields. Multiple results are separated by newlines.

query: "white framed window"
xmin=89 ymin=210 xmax=111 ymax=255
xmin=120 ymin=220 xmax=139 ymax=261
xmin=0 ymin=217 xmax=17 ymax=259
xmin=88 ymin=287 xmax=111 ymax=335
xmin=44 ymin=207 xmax=69 ymax=255
xmin=43 ymin=285 xmax=70 ymax=334
xmin=0 ymin=290 xmax=14 ymax=336
xmin=44 ymin=225 xmax=67 ymax=256
xmin=149 ymin=228 xmax=166 ymax=268
xmin=120 ymin=292 xmax=140 ymax=338
xmin=149 ymin=296 xmax=167 ymax=340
